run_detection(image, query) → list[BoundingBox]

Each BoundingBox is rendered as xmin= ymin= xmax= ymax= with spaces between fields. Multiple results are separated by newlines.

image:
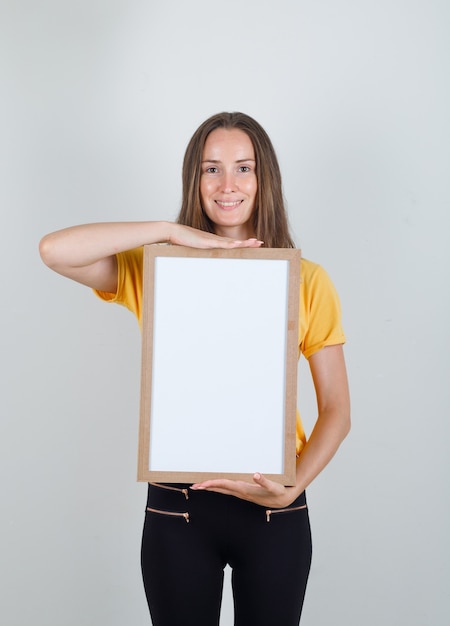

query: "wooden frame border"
xmin=137 ymin=245 xmax=301 ymax=486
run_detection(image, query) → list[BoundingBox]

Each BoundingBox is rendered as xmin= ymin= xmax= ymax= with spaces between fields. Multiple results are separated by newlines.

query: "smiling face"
xmin=200 ymin=128 xmax=258 ymax=239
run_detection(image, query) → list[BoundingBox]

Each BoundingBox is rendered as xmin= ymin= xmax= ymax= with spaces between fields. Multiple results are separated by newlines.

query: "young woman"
xmin=40 ymin=112 xmax=350 ymax=625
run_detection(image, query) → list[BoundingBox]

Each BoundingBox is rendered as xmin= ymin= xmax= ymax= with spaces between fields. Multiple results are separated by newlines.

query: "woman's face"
xmin=200 ymin=128 xmax=257 ymax=239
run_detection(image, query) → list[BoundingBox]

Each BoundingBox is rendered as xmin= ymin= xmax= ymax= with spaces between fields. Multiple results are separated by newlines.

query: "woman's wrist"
xmin=140 ymin=220 xmax=173 ymax=245
xmin=165 ymin=221 xmax=181 ymax=244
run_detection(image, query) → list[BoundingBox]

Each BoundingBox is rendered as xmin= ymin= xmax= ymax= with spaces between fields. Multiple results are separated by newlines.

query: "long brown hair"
xmin=177 ymin=112 xmax=295 ymax=248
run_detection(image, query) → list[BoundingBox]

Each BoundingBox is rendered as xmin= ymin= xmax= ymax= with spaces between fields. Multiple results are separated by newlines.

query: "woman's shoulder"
xmin=299 ymin=256 xmax=342 ymax=307
xmin=300 ymin=256 xmax=320 ymax=272
xmin=300 ymin=256 xmax=327 ymax=284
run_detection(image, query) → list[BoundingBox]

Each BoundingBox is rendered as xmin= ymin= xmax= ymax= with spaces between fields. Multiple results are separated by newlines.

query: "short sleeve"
xmin=299 ymin=259 xmax=346 ymax=360
xmin=93 ymin=247 xmax=144 ymax=326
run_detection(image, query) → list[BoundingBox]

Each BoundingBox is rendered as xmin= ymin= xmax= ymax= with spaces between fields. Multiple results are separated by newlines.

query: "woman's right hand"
xmin=39 ymin=220 xmax=263 ymax=293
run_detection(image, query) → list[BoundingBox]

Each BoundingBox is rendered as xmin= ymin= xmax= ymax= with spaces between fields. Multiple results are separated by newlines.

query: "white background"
xmin=1 ymin=1 xmax=449 ymax=624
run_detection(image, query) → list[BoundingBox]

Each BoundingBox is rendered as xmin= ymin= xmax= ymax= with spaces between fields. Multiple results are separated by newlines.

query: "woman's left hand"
xmin=190 ymin=472 xmax=299 ymax=508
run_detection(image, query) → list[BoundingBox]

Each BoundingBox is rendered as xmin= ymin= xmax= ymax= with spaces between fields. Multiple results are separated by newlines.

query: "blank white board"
xmin=138 ymin=246 xmax=301 ymax=485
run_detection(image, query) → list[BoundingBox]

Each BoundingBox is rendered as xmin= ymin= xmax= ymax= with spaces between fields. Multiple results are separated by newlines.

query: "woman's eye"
xmin=238 ymin=166 xmax=251 ymax=173
xmin=205 ymin=166 xmax=218 ymax=174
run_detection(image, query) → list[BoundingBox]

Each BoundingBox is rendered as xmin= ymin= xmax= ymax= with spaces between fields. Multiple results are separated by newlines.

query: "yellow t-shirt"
xmin=95 ymin=247 xmax=346 ymax=454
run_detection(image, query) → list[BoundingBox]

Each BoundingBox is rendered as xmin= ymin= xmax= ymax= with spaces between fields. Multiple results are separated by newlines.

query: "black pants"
xmin=141 ymin=483 xmax=312 ymax=625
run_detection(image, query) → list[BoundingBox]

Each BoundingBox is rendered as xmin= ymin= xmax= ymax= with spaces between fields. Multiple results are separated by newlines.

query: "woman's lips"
xmin=215 ymin=200 xmax=243 ymax=210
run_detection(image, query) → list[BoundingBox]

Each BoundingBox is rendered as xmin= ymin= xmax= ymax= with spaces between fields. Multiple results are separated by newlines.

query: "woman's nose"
xmin=221 ymin=172 xmax=238 ymax=193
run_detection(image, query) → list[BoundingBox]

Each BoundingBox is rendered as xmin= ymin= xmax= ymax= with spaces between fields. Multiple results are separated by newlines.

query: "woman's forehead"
xmin=202 ymin=128 xmax=255 ymax=161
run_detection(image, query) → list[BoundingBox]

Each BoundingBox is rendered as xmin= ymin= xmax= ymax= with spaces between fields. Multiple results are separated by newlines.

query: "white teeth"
xmin=217 ymin=201 xmax=241 ymax=207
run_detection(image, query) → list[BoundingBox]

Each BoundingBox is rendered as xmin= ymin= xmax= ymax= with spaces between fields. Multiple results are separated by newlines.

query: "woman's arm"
xmin=191 ymin=344 xmax=350 ymax=507
xmin=290 ymin=343 xmax=351 ymax=495
xmin=39 ymin=221 xmax=263 ymax=292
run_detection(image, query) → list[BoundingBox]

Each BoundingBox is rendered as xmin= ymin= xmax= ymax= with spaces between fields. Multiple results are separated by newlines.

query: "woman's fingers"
xmin=191 ymin=474 xmax=291 ymax=508
xmin=170 ymin=224 xmax=263 ymax=249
